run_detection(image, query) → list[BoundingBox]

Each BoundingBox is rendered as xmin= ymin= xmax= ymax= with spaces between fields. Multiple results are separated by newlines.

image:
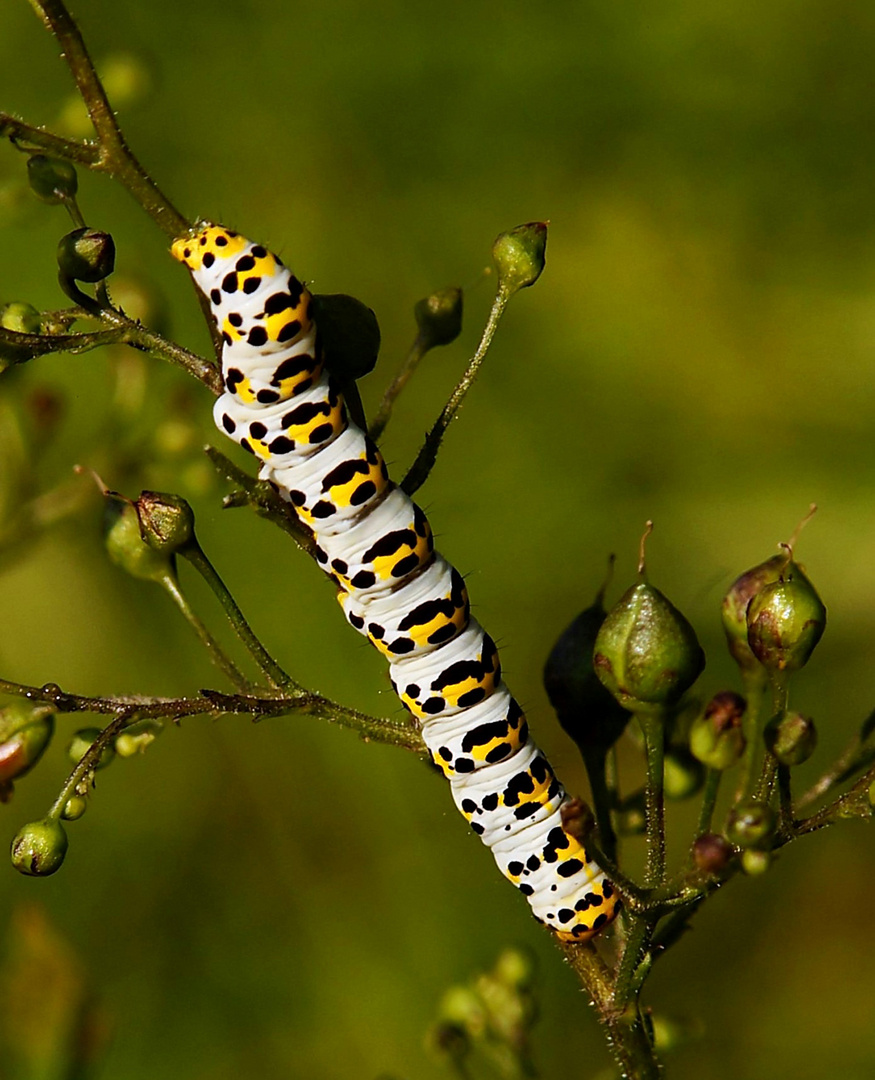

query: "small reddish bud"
xmin=692 ymin=833 xmax=734 ymax=874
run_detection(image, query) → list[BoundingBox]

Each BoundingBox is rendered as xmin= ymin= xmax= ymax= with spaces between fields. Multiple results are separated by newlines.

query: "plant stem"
xmin=47 ymin=709 xmax=137 ymax=821
xmin=735 ymin=665 xmax=768 ymax=801
xmin=181 ymin=542 xmax=299 ymax=691
xmin=205 ymin=446 xmax=316 ymax=554
xmin=159 ymin=571 xmax=255 ymax=692
xmin=754 ymin=672 xmax=790 ymax=804
xmin=582 ymin=745 xmax=618 ymax=863
xmin=637 ymin=710 xmax=667 ymax=887
xmin=369 ymin=334 xmax=427 ymax=442
xmin=0 ymin=676 xmax=425 ymax=751
xmin=561 ymin=943 xmax=661 ymax=1080
xmin=401 ymin=284 xmax=512 ymax=496
xmin=29 ymin=0 xmax=188 ymax=239
xmin=797 ymin=707 xmax=875 ymax=809
xmin=695 ymin=768 xmax=721 ymax=838
xmin=776 ymin=764 xmax=794 ymax=837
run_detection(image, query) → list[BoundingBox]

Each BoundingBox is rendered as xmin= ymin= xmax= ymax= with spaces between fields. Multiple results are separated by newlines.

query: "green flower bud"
xmin=651 ymin=1014 xmax=700 ymax=1054
xmin=722 ymin=555 xmax=787 ymax=671
xmin=726 ymin=799 xmax=776 ymax=849
xmin=492 ymin=222 xmax=547 ymax=295
xmin=543 ymin=596 xmax=630 ymax=751
xmin=104 ymin=497 xmax=173 ymax=582
xmin=115 ymin=726 xmax=159 ymax=757
xmin=135 ymin=491 xmax=195 ymax=555
xmin=439 ymin=986 xmax=486 ymax=1035
xmin=310 ymin=293 xmax=380 ymax=381
xmin=61 ymin=795 xmax=88 ymax=821
xmin=593 ymin=582 xmax=705 ymax=712
xmin=689 ymin=691 xmax=746 ymax=770
xmin=664 ymin=749 xmax=705 ymax=800
xmin=764 ymin=711 xmax=817 ymax=766
xmin=57 ymin=227 xmax=116 ymax=283
xmin=691 ymin=833 xmax=734 ymax=874
xmin=26 ymin=155 xmax=78 ymax=203
xmin=746 ymin=569 xmax=826 ymax=673
xmin=67 ymin=727 xmax=115 ymax=770
xmin=493 ymin=946 xmax=536 ymax=991
xmin=741 ymin=848 xmax=771 ymax=876
xmin=0 ymin=703 xmax=55 ymax=783
xmin=10 ymin=818 xmax=68 ymax=876
xmin=414 ymin=286 xmax=463 ymax=350
xmin=0 ymin=301 xmax=41 ymax=335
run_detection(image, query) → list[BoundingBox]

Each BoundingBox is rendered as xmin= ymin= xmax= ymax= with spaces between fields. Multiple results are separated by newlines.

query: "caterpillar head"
xmin=171 ymin=224 xmax=247 ymax=272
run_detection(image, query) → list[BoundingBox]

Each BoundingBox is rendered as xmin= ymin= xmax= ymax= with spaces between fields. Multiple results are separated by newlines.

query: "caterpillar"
xmin=171 ymin=224 xmax=621 ymax=942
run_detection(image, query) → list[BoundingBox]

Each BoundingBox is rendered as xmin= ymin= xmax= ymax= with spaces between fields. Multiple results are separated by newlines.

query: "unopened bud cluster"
xmin=722 ymin=554 xmax=826 ymax=676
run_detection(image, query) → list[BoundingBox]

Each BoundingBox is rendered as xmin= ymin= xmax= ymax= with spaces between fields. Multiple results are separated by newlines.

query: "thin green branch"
xmin=0 ymin=308 xmax=220 ymax=392
xmin=181 ymin=543 xmax=299 ymax=691
xmin=581 ymin=746 xmax=619 ymax=865
xmin=695 ymin=768 xmax=721 ymax=839
xmin=369 ymin=335 xmax=428 ymax=443
xmin=158 ymin=570 xmax=255 ymax=693
xmin=785 ymin=762 xmax=875 ymax=839
xmin=734 ymin=666 xmax=768 ymax=801
xmin=47 ymin=708 xmax=137 ymax=822
xmin=797 ymin=707 xmax=875 ymax=809
xmin=401 ymin=287 xmax=511 ymax=496
xmin=638 ymin=711 xmax=667 ymax=888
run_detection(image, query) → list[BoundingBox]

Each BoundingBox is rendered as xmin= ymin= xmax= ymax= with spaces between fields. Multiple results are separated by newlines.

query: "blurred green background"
xmin=2 ymin=0 xmax=875 ymax=1077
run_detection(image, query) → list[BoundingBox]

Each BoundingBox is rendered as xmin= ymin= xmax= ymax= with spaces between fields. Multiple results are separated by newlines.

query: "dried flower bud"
xmin=543 ymin=597 xmax=630 ymax=750
xmin=0 ymin=703 xmax=55 ymax=784
xmin=746 ymin=569 xmax=826 ymax=673
xmin=726 ymin=799 xmax=775 ymax=849
xmin=10 ymin=818 xmax=68 ymax=876
xmin=27 ymin=155 xmax=78 ymax=203
xmin=692 ymin=833 xmax=734 ymax=874
xmin=310 ymin=293 xmax=380 ymax=381
xmin=594 ymin=582 xmax=705 ymax=712
xmin=689 ymin=691 xmax=746 ymax=770
xmin=764 ymin=711 xmax=817 ymax=766
xmin=67 ymin=727 xmax=115 ymax=770
xmin=136 ymin=491 xmax=195 ymax=555
xmin=0 ymin=301 xmax=41 ymax=335
xmin=57 ymin=227 xmax=116 ymax=283
xmin=414 ymin=286 xmax=463 ymax=350
xmin=559 ymin=797 xmax=594 ymax=842
xmin=492 ymin=222 xmax=547 ymax=295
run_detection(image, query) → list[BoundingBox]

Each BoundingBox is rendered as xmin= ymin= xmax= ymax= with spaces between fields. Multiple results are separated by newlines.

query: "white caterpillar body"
xmin=172 ymin=225 xmax=621 ymax=940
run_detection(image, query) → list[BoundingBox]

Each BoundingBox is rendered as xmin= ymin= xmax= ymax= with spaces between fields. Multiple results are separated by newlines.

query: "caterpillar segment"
xmin=337 ymin=555 xmax=470 ymax=660
xmin=172 ymin=223 xmax=621 ymax=942
xmin=315 ymin=489 xmax=434 ymax=592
